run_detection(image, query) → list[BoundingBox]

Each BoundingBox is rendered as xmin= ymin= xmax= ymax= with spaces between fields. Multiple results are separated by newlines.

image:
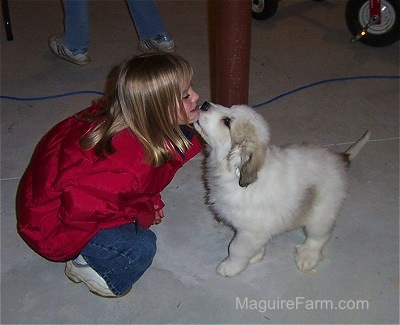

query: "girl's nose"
xmin=192 ymin=90 xmax=199 ymax=102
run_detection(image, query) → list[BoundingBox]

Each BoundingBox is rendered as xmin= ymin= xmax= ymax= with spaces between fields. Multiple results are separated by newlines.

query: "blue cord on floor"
xmin=252 ymin=75 xmax=400 ymax=108
xmin=0 ymin=90 xmax=105 ymax=102
xmin=1 ymin=76 xmax=399 ymax=108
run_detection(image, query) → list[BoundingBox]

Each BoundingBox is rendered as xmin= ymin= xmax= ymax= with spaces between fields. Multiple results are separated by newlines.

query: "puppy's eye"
xmin=223 ymin=117 xmax=231 ymax=128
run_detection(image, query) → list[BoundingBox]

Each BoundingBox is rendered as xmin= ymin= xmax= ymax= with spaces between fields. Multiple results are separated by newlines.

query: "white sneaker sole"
xmin=65 ymin=261 xmax=118 ymax=298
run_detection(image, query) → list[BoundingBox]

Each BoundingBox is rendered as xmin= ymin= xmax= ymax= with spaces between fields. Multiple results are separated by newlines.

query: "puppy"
xmin=194 ymin=102 xmax=370 ymax=277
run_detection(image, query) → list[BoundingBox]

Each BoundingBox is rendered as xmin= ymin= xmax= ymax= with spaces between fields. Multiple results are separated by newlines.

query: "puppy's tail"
xmin=342 ymin=130 xmax=371 ymax=165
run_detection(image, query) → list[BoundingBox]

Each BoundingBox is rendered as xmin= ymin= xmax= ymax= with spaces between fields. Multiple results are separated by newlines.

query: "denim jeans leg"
xmin=80 ymin=223 xmax=157 ymax=296
xmin=126 ymin=0 xmax=167 ymax=39
xmin=62 ymin=0 xmax=90 ymax=51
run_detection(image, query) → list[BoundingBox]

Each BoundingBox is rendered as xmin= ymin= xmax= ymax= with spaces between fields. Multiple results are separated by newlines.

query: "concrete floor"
xmin=1 ymin=0 xmax=399 ymax=324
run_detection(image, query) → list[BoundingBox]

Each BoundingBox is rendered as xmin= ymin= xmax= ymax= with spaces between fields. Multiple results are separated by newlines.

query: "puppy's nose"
xmin=200 ymin=101 xmax=210 ymax=111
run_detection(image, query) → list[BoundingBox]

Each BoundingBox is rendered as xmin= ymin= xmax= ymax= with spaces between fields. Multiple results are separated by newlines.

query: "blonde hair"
xmin=80 ymin=52 xmax=194 ymax=167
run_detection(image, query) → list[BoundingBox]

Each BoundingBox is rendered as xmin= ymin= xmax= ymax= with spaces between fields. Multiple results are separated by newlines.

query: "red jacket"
xmin=16 ymin=105 xmax=201 ymax=262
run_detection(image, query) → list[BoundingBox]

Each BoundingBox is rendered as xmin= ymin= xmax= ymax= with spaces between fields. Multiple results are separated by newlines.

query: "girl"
xmin=16 ymin=52 xmax=202 ymax=297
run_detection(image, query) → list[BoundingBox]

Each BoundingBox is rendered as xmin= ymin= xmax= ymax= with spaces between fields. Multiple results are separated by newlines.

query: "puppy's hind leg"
xmin=296 ymin=185 xmax=345 ymax=272
xmin=249 ymin=246 xmax=266 ymax=264
xmin=217 ymin=230 xmax=267 ymax=277
xmin=296 ymin=233 xmax=330 ymax=272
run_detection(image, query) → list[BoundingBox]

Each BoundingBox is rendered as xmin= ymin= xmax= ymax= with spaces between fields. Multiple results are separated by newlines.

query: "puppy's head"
xmin=194 ymin=102 xmax=270 ymax=187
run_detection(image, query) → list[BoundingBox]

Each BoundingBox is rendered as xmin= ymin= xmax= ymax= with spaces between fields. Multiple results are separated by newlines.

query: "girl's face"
xmin=178 ymin=85 xmax=200 ymax=125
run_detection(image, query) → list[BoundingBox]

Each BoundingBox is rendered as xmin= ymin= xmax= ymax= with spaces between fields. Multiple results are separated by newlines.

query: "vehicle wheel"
xmin=252 ymin=0 xmax=279 ymax=20
xmin=346 ymin=0 xmax=400 ymax=46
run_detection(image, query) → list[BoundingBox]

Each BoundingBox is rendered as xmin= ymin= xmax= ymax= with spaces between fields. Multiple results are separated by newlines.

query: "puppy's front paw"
xmin=295 ymin=245 xmax=323 ymax=272
xmin=217 ymin=258 xmax=247 ymax=277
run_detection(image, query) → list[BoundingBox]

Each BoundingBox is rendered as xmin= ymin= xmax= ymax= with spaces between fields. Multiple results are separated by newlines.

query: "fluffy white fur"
xmin=194 ymin=102 xmax=370 ymax=277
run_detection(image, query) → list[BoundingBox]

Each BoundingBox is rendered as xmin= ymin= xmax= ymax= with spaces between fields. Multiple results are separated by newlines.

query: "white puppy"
xmin=194 ymin=102 xmax=370 ymax=277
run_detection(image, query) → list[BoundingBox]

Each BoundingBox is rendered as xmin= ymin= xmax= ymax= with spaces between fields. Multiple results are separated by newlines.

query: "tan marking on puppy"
xmin=229 ymin=120 xmax=267 ymax=187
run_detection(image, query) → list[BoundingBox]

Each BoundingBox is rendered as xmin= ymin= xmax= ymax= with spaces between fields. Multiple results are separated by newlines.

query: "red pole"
xmin=215 ymin=0 xmax=252 ymax=106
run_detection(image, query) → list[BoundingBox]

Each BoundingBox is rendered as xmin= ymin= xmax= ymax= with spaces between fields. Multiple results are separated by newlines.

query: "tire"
xmin=252 ymin=0 xmax=279 ymax=20
xmin=346 ymin=0 xmax=400 ymax=47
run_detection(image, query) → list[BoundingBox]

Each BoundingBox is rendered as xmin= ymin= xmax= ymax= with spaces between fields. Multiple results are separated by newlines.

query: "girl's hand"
xmin=153 ymin=206 xmax=164 ymax=225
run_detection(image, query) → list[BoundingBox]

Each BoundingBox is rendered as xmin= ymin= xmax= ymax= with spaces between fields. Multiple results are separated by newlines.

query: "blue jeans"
xmin=80 ymin=223 xmax=157 ymax=296
xmin=62 ymin=0 xmax=167 ymax=50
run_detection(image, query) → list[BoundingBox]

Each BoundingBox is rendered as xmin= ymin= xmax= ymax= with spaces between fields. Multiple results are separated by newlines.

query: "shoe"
xmin=48 ymin=35 xmax=90 ymax=66
xmin=138 ymin=33 xmax=176 ymax=53
xmin=65 ymin=257 xmax=117 ymax=297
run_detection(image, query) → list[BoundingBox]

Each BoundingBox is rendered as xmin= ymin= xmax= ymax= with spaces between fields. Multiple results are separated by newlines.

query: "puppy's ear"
xmin=230 ymin=121 xmax=267 ymax=187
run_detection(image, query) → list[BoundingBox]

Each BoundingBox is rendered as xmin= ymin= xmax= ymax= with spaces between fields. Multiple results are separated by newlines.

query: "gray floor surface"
xmin=1 ymin=1 xmax=399 ymax=324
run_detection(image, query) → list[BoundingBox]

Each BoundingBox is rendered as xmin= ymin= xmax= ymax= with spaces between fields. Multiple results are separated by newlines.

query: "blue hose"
xmin=252 ymin=75 xmax=400 ymax=108
xmin=1 ymin=76 xmax=399 ymax=108
xmin=0 ymin=90 xmax=105 ymax=102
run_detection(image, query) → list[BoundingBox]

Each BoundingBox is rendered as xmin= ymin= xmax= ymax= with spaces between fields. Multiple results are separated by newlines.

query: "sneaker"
xmin=138 ymin=33 xmax=176 ymax=53
xmin=65 ymin=256 xmax=117 ymax=297
xmin=48 ymin=34 xmax=90 ymax=66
